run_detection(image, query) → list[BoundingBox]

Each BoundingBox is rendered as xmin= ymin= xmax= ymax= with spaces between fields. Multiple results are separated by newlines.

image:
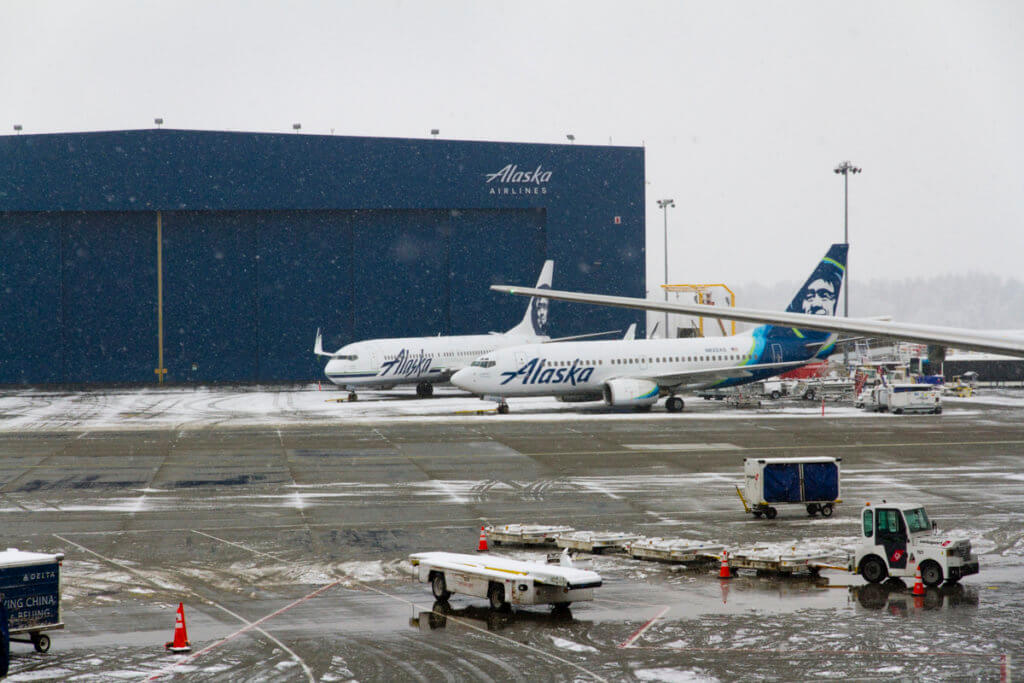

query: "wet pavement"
xmin=0 ymin=387 xmax=1021 ymax=680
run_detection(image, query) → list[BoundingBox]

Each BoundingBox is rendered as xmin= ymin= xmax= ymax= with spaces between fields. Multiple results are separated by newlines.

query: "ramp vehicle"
xmin=0 ymin=549 xmax=64 ymax=653
xmin=737 ymin=457 xmax=841 ymax=518
xmin=856 ymin=383 xmax=942 ymax=414
xmin=853 ymin=502 xmax=979 ymax=586
xmin=410 ymin=551 xmax=602 ymax=610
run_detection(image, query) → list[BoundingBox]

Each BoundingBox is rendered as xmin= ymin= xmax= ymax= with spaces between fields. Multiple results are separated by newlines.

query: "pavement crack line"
xmin=51 ymin=534 xmax=316 ymax=682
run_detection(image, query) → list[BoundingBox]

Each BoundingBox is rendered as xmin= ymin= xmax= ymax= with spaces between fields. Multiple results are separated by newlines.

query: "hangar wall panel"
xmin=351 ymin=210 xmax=450 ymax=340
xmin=61 ymin=212 xmax=157 ymax=383
xmin=257 ymin=211 xmax=353 ymax=382
xmin=161 ymin=211 xmax=258 ymax=383
xmin=448 ymin=209 xmax=547 ymax=335
xmin=0 ymin=213 xmax=62 ymax=383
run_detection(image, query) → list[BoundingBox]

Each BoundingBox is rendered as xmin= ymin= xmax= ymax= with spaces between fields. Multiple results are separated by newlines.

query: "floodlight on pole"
xmin=292 ymin=123 xmax=301 ymax=133
xmin=657 ymin=198 xmax=676 ymax=338
xmin=430 ymin=128 xmax=439 ymax=139
xmin=154 ymin=118 xmax=163 ymax=128
xmin=833 ymin=160 xmax=861 ymax=317
xmin=13 ymin=124 xmax=22 ymax=134
xmin=566 ymin=134 xmax=575 ymax=144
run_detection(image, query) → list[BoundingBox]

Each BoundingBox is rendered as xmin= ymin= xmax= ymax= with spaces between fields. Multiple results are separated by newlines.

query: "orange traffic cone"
xmin=164 ymin=602 xmax=192 ymax=653
xmin=912 ymin=564 xmax=925 ymax=596
xmin=477 ymin=526 xmax=489 ymax=552
xmin=718 ymin=550 xmax=731 ymax=579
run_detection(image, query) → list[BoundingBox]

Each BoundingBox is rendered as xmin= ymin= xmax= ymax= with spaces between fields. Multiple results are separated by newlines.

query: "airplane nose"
xmin=451 ymin=368 xmax=474 ymax=390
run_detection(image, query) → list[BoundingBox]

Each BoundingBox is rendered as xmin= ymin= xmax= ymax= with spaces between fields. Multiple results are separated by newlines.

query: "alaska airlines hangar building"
xmin=0 ymin=130 xmax=645 ymax=384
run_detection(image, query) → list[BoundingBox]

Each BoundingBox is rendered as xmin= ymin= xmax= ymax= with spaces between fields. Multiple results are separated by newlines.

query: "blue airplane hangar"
xmin=0 ymin=129 xmax=645 ymax=384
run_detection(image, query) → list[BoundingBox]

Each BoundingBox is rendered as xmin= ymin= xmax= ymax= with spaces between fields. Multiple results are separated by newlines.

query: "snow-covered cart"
xmin=485 ymin=524 xmax=575 ymax=547
xmin=625 ymin=537 xmax=725 ymax=564
xmin=410 ymin=551 xmax=602 ymax=610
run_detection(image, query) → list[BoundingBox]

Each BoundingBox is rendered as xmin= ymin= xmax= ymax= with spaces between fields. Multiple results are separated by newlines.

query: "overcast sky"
xmin=3 ymin=1 xmax=1022 ymax=308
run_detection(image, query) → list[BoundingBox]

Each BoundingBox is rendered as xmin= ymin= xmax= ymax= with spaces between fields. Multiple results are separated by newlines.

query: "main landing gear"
xmin=347 ymin=391 xmax=358 ymax=401
xmin=416 ymin=382 xmax=434 ymax=398
xmin=665 ymin=396 xmax=685 ymax=413
xmin=497 ymin=402 xmax=510 ymax=414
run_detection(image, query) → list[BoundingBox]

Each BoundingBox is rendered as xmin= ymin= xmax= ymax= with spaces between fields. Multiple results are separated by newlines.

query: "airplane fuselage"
xmin=324 ymin=334 xmax=547 ymax=390
xmin=452 ymin=327 xmax=830 ymax=399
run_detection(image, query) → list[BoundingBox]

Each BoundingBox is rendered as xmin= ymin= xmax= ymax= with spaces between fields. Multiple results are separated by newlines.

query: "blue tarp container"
xmin=744 ymin=457 xmax=841 ymax=512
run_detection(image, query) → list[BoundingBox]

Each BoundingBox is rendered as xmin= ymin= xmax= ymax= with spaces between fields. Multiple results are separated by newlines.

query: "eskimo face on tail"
xmin=530 ymin=285 xmax=551 ymax=335
xmin=787 ymin=246 xmax=847 ymax=316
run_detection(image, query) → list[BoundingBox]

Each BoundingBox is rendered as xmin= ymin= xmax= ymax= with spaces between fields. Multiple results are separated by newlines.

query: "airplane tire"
xmin=497 ymin=403 xmax=510 ymax=415
xmin=348 ymin=392 xmax=358 ymax=402
xmin=416 ymin=382 xmax=434 ymax=398
xmin=666 ymin=396 xmax=684 ymax=413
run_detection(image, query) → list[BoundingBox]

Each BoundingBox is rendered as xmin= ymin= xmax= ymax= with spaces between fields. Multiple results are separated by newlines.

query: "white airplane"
xmin=451 ymin=245 xmax=849 ymax=413
xmin=489 ymin=259 xmax=1024 ymax=362
xmin=314 ymin=261 xmax=617 ymax=400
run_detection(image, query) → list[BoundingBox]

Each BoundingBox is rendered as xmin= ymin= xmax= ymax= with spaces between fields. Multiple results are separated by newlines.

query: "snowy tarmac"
xmin=0 ymin=385 xmax=1022 ymax=680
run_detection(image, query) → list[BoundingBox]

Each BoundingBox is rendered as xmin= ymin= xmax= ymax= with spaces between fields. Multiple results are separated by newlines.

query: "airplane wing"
xmin=642 ymin=360 xmax=811 ymax=389
xmin=491 ymin=285 xmax=1024 ymax=358
xmin=543 ymin=330 xmax=621 ymax=343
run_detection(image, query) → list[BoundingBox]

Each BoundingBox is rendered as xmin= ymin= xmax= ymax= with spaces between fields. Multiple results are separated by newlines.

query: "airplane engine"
xmin=602 ymin=378 xmax=660 ymax=407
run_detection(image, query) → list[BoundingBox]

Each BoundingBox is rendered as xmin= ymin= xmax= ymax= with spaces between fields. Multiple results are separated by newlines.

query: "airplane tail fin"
xmin=764 ymin=244 xmax=848 ymax=349
xmin=504 ymin=260 xmax=554 ymax=337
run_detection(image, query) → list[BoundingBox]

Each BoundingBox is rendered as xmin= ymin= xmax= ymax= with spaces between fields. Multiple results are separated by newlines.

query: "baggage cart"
xmin=0 ymin=549 xmax=64 ymax=653
xmin=625 ymin=537 xmax=724 ymax=564
xmin=485 ymin=524 xmax=575 ymax=546
xmin=554 ymin=531 xmax=643 ymax=554
xmin=738 ymin=456 xmax=841 ymax=519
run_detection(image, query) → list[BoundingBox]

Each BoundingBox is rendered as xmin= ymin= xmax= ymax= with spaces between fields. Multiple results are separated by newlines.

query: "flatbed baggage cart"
xmin=727 ymin=541 xmax=837 ymax=576
xmin=485 ymin=524 xmax=575 ymax=546
xmin=625 ymin=538 xmax=725 ymax=564
xmin=0 ymin=549 xmax=64 ymax=653
xmin=554 ymin=531 xmax=642 ymax=554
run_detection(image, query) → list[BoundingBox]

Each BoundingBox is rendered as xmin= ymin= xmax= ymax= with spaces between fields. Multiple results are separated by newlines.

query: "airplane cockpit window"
xmin=337 ymin=354 xmax=358 ymax=361
xmin=471 ymin=359 xmax=496 ymax=368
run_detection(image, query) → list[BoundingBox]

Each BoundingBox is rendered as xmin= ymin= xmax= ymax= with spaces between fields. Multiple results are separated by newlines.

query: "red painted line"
xmin=147 ymin=579 xmax=342 ymax=680
xmin=618 ymin=606 xmax=670 ymax=648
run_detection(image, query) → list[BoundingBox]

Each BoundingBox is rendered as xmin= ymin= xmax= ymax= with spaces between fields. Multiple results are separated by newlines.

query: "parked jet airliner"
xmin=315 ymin=261 xmax=617 ymax=400
xmin=451 ymin=245 xmax=848 ymax=413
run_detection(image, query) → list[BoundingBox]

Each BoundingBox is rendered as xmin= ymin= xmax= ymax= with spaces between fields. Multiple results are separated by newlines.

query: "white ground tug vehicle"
xmin=853 ymin=502 xmax=979 ymax=586
xmin=409 ymin=551 xmax=602 ymax=610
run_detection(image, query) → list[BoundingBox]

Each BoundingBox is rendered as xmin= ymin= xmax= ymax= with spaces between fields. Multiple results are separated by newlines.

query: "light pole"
xmin=657 ymin=198 xmax=675 ymax=338
xmin=833 ymin=161 xmax=860 ymax=317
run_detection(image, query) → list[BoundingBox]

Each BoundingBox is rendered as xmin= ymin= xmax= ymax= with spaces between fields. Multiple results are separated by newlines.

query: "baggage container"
xmin=739 ymin=457 xmax=841 ymax=519
xmin=0 ymin=549 xmax=64 ymax=653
